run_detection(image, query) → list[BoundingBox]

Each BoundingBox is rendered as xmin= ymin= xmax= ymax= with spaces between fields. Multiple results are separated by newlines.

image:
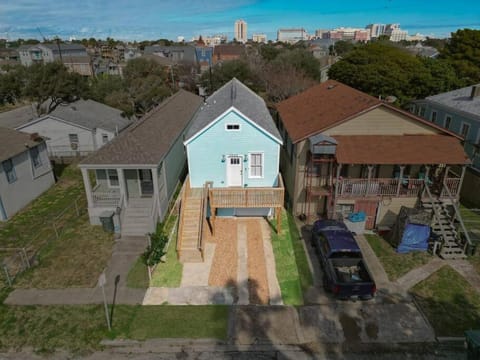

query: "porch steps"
xmin=121 ymin=198 xmax=154 ymax=237
xmin=422 ymin=199 xmax=467 ymax=260
xmin=178 ymin=188 xmax=203 ymax=263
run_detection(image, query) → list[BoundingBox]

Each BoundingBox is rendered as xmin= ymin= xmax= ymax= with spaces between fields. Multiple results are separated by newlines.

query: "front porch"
xmin=80 ymin=166 xmax=167 ymax=236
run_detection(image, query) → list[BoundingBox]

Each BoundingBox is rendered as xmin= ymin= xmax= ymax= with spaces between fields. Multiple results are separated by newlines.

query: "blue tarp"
xmin=397 ymin=223 xmax=430 ymax=253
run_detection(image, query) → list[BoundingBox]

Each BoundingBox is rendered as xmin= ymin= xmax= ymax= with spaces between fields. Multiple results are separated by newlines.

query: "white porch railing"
xmin=92 ymin=186 xmax=121 ymax=207
xmin=441 ymin=178 xmax=461 ymax=198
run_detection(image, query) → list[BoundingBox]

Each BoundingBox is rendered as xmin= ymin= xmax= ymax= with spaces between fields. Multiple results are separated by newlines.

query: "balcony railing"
xmin=337 ymin=177 xmax=461 ymax=198
xmin=209 ymin=176 xmax=284 ymax=209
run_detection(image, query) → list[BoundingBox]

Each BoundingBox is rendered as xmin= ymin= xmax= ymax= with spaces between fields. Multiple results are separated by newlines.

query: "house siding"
xmin=164 ymin=127 xmax=188 ymax=200
xmin=0 ymin=143 xmax=55 ymax=220
xmin=323 ymin=107 xmax=440 ymax=136
xmin=413 ymin=100 xmax=480 ymax=169
xmin=186 ymin=110 xmax=280 ymax=188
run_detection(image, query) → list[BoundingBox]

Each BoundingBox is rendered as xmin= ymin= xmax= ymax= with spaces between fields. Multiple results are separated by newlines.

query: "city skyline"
xmin=1 ymin=0 xmax=479 ymax=41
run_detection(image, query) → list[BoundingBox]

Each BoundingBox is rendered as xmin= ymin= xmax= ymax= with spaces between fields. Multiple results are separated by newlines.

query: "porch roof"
xmin=334 ymin=135 xmax=470 ymax=165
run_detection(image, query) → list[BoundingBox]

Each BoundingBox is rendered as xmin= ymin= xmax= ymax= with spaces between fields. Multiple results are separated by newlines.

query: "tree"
xmin=0 ymin=65 xmax=25 ymax=105
xmin=329 ymin=40 xmax=355 ymax=56
xmin=200 ymin=59 xmax=260 ymax=94
xmin=441 ymin=29 xmax=480 ymax=82
xmin=328 ymin=42 xmax=462 ymax=105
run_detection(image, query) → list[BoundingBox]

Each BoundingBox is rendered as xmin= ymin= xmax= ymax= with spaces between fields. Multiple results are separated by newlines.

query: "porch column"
xmin=366 ymin=165 xmax=374 ymax=196
xmin=396 ymin=165 xmax=405 ymax=197
xmin=458 ymin=165 xmax=467 ymax=200
xmin=81 ymin=168 xmax=93 ymax=207
xmin=442 ymin=165 xmax=451 ymax=187
xmin=423 ymin=165 xmax=431 ymax=198
xmin=150 ymin=168 xmax=163 ymax=216
xmin=117 ymin=168 xmax=127 ymax=207
xmin=333 ymin=164 xmax=342 ymax=219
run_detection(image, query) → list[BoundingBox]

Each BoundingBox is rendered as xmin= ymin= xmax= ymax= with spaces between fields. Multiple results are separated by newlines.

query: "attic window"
xmin=226 ymin=124 xmax=240 ymax=131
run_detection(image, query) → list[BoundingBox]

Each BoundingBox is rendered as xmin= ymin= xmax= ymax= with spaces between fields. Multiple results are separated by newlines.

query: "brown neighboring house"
xmin=213 ymin=44 xmax=245 ymax=64
xmin=276 ymin=80 xmax=470 ymax=232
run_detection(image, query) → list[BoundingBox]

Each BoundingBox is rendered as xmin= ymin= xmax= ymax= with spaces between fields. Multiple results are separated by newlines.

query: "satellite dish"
xmin=385 ymin=95 xmax=397 ymax=103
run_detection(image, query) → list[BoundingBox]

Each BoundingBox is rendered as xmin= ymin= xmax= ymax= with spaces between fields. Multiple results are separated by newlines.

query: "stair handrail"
xmin=424 ymin=184 xmax=449 ymax=251
xmin=198 ymin=181 xmax=212 ymax=261
xmin=442 ymin=181 xmax=473 ymax=251
xmin=176 ymin=176 xmax=189 ymax=259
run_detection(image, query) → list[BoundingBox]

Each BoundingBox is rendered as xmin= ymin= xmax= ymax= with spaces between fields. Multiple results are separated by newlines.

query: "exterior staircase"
xmin=177 ymin=179 xmax=206 ymax=263
xmin=121 ymin=198 xmax=155 ymax=237
xmin=422 ymin=184 xmax=471 ymax=260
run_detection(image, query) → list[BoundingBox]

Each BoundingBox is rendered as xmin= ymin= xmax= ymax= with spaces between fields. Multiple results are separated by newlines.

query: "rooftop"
xmin=80 ymin=90 xmax=203 ymax=166
xmin=0 ymin=104 xmax=38 ymax=129
xmin=424 ymin=84 xmax=480 ymax=120
xmin=185 ymin=78 xmax=281 ymax=143
xmin=0 ymin=127 xmax=43 ymax=162
xmin=276 ymin=80 xmax=381 ymax=143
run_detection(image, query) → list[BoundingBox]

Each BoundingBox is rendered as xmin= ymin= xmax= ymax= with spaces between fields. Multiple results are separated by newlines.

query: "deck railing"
xmin=92 ymin=186 xmax=121 ymax=207
xmin=441 ymin=178 xmax=461 ymax=198
xmin=176 ymin=176 xmax=190 ymax=258
xmin=209 ymin=175 xmax=284 ymax=209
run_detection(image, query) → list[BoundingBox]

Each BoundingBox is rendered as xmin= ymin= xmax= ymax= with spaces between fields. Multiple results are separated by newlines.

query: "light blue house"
xmin=178 ymin=79 xmax=285 ymax=261
xmin=411 ymin=84 xmax=480 ymax=169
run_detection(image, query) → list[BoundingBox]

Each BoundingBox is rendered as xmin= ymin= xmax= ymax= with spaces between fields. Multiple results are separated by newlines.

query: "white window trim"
xmin=460 ymin=121 xmax=471 ymax=139
xmin=248 ymin=152 xmax=264 ymax=179
xmin=107 ymin=169 xmax=120 ymax=188
xmin=225 ymin=123 xmax=241 ymax=131
xmin=430 ymin=110 xmax=437 ymax=122
xmin=444 ymin=114 xmax=452 ymax=129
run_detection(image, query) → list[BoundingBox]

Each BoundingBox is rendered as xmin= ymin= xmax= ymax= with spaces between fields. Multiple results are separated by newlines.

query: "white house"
xmin=0 ymin=127 xmax=55 ymax=221
xmin=0 ymin=99 xmax=131 ymax=158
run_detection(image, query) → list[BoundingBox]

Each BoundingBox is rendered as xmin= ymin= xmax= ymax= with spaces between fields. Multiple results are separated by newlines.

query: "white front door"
xmin=226 ymin=155 xmax=243 ymax=187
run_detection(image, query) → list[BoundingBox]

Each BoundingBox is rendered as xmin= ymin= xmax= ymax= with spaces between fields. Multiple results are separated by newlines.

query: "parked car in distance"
xmin=311 ymin=219 xmax=376 ymax=300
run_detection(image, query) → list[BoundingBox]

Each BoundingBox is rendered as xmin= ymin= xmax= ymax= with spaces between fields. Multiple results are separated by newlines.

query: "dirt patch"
xmin=246 ymin=219 xmax=270 ymax=305
xmin=207 ymin=218 xmax=238 ymax=288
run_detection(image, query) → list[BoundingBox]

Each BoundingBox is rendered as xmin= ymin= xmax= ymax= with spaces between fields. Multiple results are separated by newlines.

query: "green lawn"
xmin=365 ymin=234 xmax=433 ymax=281
xmin=0 ymin=288 xmax=229 ymax=354
xmin=0 ymin=164 xmax=114 ymax=289
xmin=411 ymin=266 xmax=480 ymax=337
xmin=460 ymin=205 xmax=480 ymax=275
xmin=127 ymin=212 xmax=183 ymax=288
xmin=270 ymin=210 xmax=313 ymax=305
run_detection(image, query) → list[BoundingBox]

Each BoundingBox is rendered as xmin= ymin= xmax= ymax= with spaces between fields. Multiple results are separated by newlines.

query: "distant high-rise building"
xmin=385 ymin=24 xmax=408 ymax=42
xmin=366 ymin=23 xmax=386 ymax=38
xmin=234 ymin=19 xmax=247 ymax=43
xmin=252 ymin=33 xmax=267 ymax=43
xmin=315 ymin=29 xmax=329 ymax=39
xmin=277 ymin=28 xmax=308 ymax=44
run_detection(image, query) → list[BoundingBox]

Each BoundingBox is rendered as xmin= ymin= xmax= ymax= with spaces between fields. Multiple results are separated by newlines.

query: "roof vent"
xmin=231 ymin=82 xmax=237 ymax=100
xmin=471 ymin=85 xmax=480 ymax=100
xmin=327 ymin=84 xmax=336 ymax=90
xmin=71 ymin=106 xmax=77 ymax=111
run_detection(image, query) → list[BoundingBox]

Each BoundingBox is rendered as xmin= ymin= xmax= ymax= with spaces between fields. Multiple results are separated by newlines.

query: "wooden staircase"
xmin=422 ymin=184 xmax=470 ymax=260
xmin=177 ymin=179 xmax=206 ymax=263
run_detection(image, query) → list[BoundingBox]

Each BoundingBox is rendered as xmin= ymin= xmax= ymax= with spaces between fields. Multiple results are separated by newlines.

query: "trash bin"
xmin=465 ymin=330 xmax=480 ymax=360
xmin=99 ymin=211 xmax=115 ymax=233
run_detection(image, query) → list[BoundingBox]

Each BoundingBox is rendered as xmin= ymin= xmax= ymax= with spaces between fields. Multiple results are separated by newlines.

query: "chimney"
xmin=471 ymin=85 xmax=480 ymax=100
xmin=29 ymin=133 xmax=42 ymax=142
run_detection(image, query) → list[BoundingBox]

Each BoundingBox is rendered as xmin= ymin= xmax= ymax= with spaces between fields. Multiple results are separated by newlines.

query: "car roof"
xmin=313 ymin=220 xmax=360 ymax=252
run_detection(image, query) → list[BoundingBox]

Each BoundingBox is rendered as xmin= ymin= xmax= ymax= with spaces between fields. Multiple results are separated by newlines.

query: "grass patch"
xmin=365 ymin=234 xmax=432 ymax=281
xmin=460 ymin=204 xmax=480 ymax=275
xmin=150 ymin=214 xmax=183 ymax=287
xmin=270 ymin=210 xmax=313 ymax=305
xmin=119 ymin=305 xmax=229 ymax=340
xmin=0 ymin=301 xmax=229 ymax=353
xmin=411 ymin=266 xmax=480 ymax=336
xmin=126 ymin=257 xmax=150 ymax=289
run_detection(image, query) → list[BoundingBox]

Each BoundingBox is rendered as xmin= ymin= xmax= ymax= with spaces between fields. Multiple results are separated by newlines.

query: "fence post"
xmin=3 ymin=265 xmax=12 ymax=287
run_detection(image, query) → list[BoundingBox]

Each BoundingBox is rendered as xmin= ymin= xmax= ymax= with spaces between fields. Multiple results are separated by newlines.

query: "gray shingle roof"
xmin=36 ymin=99 xmax=130 ymax=132
xmin=185 ymin=78 xmax=282 ymax=143
xmin=143 ymin=45 xmax=196 ymax=63
xmin=425 ymin=84 xmax=480 ymax=120
xmin=80 ymin=90 xmax=203 ymax=166
xmin=0 ymin=127 xmax=43 ymax=162
xmin=0 ymin=104 xmax=39 ymax=129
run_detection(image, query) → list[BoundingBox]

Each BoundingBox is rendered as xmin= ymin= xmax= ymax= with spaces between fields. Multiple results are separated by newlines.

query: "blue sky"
xmin=0 ymin=0 xmax=479 ymax=41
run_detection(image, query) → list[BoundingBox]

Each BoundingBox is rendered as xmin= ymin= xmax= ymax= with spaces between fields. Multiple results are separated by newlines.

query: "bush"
xmin=142 ymin=224 xmax=168 ymax=267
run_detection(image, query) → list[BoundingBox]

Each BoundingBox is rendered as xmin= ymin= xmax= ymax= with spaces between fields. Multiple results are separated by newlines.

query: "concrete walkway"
xmin=142 ymin=286 xmax=234 ymax=305
xmin=447 ymin=259 xmax=480 ymax=294
xmin=395 ymin=258 xmax=446 ymax=290
xmin=355 ymin=235 xmax=390 ymax=290
xmin=180 ymin=243 xmax=216 ymax=287
xmin=5 ymin=236 xmax=148 ymax=306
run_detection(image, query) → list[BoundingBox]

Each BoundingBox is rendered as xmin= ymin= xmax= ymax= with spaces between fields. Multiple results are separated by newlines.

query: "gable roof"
xmin=276 ymin=80 xmax=382 ymax=143
xmin=213 ymin=44 xmax=245 ymax=57
xmin=80 ymin=90 xmax=202 ymax=166
xmin=334 ymin=134 xmax=469 ymax=165
xmin=18 ymin=99 xmax=131 ymax=133
xmin=184 ymin=78 xmax=281 ymax=144
xmin=0 ymin=127 xmax=44 ymax=162
xmin=0 ymin=104 xmax=39 ymax=129
xmin=423 ymin=84 xmax=480 ymax=120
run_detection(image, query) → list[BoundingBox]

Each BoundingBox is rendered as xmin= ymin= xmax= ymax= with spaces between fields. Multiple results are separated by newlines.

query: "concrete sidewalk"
xmin=395 ymin=258 xmax=446 ymax=290
xmin=5 ymin=235 xmax=148 ymax=306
